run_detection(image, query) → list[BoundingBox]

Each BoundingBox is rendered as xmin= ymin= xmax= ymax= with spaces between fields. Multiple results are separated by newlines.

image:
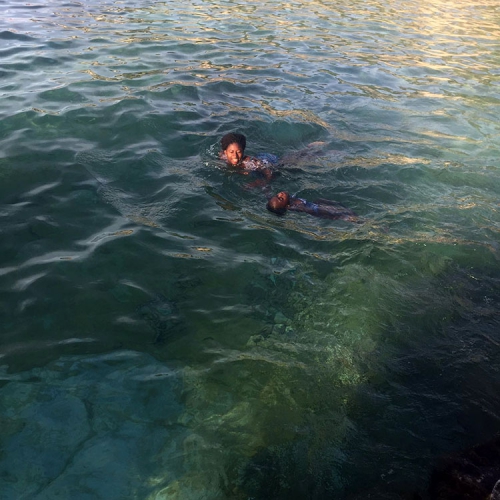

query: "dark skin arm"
xmin=241 ymin=159 xmax=275 ymax=188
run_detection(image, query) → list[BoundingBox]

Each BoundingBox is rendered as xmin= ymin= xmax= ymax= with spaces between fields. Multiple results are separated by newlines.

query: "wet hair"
xmin=266 ymin=197 xmax=288 ymax=215
xmin=221 ymin=132 xmax=246 ymax=151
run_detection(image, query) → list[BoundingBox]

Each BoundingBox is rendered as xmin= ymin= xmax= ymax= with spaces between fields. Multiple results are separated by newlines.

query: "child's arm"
xmin=242 ymin=158 xmax=274 ymax=188
xmin=245 ymin=169 xmax=273 ymax=189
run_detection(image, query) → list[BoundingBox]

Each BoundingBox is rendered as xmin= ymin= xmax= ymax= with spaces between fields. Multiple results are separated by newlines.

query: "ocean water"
xmin=1 ymin=0 xmax=499 ymax=498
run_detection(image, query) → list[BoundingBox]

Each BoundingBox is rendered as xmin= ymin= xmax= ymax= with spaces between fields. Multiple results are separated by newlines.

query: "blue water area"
xmin=1 ymin=0 xmax=500 ymax=498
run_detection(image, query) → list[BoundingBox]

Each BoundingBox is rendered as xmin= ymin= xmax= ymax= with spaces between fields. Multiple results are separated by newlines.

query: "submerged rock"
xmin=0 ymin=351 xmax=187 ymax=500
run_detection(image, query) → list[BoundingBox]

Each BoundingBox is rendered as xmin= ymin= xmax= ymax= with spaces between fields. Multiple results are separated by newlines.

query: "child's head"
xmin=221 ymin=132 xmax=246 ymax=151
xmin=221 ymin=132 xmax=246 ymax=166
xmin=267 ymin=191 xmax=290 ymax=215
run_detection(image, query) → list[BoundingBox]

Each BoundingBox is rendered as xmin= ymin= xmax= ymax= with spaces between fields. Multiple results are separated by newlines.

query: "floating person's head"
xmin=266 ymin=191 xmax=290 ymax=215
xmin=221 ymin=132 xmax=246 ymax=166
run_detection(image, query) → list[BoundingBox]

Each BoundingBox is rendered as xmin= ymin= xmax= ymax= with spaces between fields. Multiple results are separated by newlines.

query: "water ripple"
xmin=1 ymin=0 xmax=500 ymax=497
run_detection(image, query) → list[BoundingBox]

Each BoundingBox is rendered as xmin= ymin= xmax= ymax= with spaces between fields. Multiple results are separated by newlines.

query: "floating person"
xmin=266 ymin=191 xmax=359 ymax=222
xmin=219 ymin=132 xmax=277 ymax=181
xmin=219 ymin=132 xmax=326 ymax=179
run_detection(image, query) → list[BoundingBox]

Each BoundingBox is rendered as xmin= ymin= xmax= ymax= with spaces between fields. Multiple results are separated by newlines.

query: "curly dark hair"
xmin=221 ymin=132 xmax=246 ymax=151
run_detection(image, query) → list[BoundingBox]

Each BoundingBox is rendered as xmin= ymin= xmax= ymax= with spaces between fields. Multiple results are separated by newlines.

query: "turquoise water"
xmin=1 ymin=0 xmax=500 ymax=498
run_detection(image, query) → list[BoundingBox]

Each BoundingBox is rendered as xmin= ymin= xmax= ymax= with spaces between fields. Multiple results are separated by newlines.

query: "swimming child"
xmin=220 ymin=132 xmax=277 ymax=181
xmin=266 ymin=191 xmax=359 ymax=222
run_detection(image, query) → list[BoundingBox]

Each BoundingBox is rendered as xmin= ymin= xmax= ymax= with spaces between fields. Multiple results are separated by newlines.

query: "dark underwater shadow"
xmin=236 ymin=255 xmax=500 ymax=500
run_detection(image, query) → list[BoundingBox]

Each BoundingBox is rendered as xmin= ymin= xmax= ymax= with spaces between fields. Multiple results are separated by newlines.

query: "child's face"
xmin=272 ymin=191 xmax=290 ymax=209
xmin=224 ymin=142 xmax=244 ymax=166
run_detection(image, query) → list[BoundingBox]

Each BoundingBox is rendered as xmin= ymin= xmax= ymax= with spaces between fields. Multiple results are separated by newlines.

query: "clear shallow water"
xmin=1 ymin=0 xmax=500 ymax=498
